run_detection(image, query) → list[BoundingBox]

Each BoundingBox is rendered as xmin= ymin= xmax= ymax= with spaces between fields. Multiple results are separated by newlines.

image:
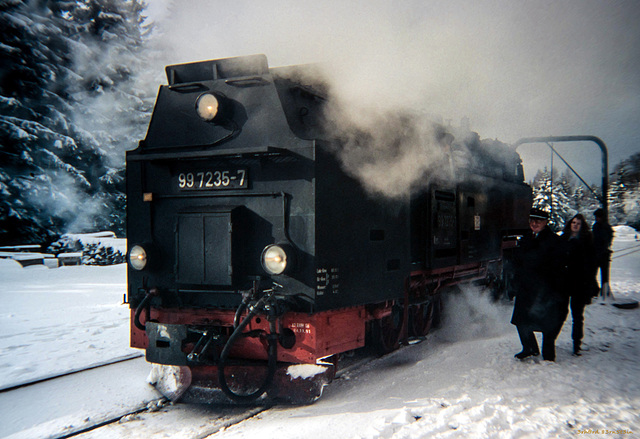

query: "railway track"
xmin=1 ymin=337 xmax=426 ymax=439
xmin=64 ymin=349 xmax=378 ymax=439
xmin=0 ymin=356 xmax=159 ymax=439
xmin=612 ymin=243 xmax=640 ymax=260
xmin=0 ymin=353 xmax=143 ymax=393
xmin=61 ymin=403 xmax=268 ymax=439
xmin=1 ymin=346 xmax=384 ymax=439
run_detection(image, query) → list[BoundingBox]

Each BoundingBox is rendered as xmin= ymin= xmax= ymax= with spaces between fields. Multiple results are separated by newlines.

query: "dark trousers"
xmin=517 ymin=325 xmax=561 ymax=361
xmin=570 ymin=297 xmax=587 ymax=344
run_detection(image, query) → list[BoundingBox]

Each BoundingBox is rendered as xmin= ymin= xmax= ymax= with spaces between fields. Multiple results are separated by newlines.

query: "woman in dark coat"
xmin=560 ymin=214 xmax=596 ymax=355
xmin=511 ymin=208 xmax=568 ymax=361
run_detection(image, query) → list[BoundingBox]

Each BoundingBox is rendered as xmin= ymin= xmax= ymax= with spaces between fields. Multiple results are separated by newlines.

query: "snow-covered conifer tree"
xmin=531 ymin=167 xmax=573 ymax=231
xmin=570 ymin=184 xmax=600 ymax=222
xmin=610 ymin=152 xmax=640 ymax=228
xmin=0 ymin=0 xmax=153 ymax=245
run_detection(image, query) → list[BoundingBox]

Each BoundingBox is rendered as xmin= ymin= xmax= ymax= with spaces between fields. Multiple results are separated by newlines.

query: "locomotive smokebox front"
xmin=126 ymin=55 xmax=321 ymax=314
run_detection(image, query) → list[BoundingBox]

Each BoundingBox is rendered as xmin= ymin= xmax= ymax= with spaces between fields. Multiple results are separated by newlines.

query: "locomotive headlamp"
xmin=195 ymin=93 xmax=219 ymax=121
xmin=129 ymin=245 xmax=148 ymax=271
xmin=261 ymin=244 xmax=290 ymax=275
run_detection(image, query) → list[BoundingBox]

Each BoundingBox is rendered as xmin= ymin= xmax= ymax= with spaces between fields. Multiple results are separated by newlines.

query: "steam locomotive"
xmin=126 ymin=54 xmax=532 ymax=403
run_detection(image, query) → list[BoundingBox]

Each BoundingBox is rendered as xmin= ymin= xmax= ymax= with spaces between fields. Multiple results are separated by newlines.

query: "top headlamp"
xmin=196 ymin=93 xmax=220 ymax=121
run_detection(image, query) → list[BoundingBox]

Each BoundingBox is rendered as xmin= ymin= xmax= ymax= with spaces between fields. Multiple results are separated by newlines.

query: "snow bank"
xmin=62 ymin=231 xmax=127 ymax=255
xmin=613 ymin=225 xmax=639 ymax=241
xmin=48 ymin=231 xmax=127 ymax=266
xmin=0 ymin=258 xmax=25 ymax=273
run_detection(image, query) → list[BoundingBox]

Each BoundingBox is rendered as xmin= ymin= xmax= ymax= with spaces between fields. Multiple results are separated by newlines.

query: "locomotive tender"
xmin=126 ymin=54 xmax=532 ymax=403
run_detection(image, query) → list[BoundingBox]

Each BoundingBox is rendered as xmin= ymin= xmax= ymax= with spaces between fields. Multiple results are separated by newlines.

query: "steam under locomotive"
xmin=126 ymin=54 xmax=532 ymax=403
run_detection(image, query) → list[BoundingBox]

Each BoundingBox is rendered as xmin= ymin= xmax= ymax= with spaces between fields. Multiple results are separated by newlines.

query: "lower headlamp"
xmin=129 ymin=245 xmax=148 ymax=271
xmin=261 ymin=244 xmax=290 ymax=275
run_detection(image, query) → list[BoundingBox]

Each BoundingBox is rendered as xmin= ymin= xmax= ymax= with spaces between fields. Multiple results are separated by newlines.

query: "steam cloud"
xmin=320 ymin=101 xmax=454 ymax=197
xmin=438 ymin=285 xmax=513 ymax=342
xmin=150 ymin=0 xmax=640 ymax=185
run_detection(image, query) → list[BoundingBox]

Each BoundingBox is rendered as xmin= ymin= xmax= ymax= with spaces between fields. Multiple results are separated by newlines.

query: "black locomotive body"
xmin=126 ymin=54 xmax=532 ymax=403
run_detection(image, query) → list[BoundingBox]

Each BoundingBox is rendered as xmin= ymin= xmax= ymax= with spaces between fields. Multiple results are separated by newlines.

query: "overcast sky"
xmin=147 ymin=0 xmax=640 ymax=185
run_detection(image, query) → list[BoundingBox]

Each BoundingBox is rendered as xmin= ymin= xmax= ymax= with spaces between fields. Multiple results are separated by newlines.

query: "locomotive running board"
xmin=149 ymin=362 xmax=335 ymax=405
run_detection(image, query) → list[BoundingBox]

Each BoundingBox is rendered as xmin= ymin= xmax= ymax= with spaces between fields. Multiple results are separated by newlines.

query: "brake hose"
xmin=134 ymin=293 xmax=152 ymax=331
xmin=234 ymin=295 xmax=250 ymax=328
xmin=218 ymin=295 xmax=278 ymax=403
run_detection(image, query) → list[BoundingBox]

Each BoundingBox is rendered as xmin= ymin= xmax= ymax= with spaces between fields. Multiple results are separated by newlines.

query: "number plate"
xmin=176 ymin=169 xmax=248 ymax=190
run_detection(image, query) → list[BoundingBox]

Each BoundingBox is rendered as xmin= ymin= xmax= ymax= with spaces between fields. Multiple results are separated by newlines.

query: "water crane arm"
xmin=513 ymin=135 xmax=609 ymax=218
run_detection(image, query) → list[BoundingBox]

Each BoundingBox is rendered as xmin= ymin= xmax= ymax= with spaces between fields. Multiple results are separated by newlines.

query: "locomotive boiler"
xmin=126 ymin=54 xmax=532 ymax=403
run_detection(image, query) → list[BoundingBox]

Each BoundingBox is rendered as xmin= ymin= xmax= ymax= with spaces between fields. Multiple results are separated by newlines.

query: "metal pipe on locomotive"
xmin=126 ymin=54 xmax=532 ymax=403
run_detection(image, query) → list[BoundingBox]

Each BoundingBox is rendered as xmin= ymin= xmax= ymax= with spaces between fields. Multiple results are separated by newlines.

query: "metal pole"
xmin=550 ymin=148 xmax=554 ymax=225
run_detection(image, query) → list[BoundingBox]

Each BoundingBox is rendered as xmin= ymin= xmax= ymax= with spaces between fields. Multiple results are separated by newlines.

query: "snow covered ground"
xmin=0 ymin=226 xmax=638 ymax=438
xmin=0 ymin=261 xmax=136 ymax=390
xmin=216 ymin=228 xmax=640 ymax=439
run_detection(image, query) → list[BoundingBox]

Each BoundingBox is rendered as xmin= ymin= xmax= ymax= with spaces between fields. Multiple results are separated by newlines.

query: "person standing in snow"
xmin=592 ymin=208 xmax=614 ymax=298
xmin=560 ymin=214 xmax=597 ymax=356
xmin=511 ymin=208 xmax=568 ymax=362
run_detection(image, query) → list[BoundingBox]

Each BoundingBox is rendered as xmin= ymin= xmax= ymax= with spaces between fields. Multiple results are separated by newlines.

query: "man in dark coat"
xmin=592 ymin=208 xmax=614 ymax=298
xmin=511 ymin=208 xmax=568 ymax=361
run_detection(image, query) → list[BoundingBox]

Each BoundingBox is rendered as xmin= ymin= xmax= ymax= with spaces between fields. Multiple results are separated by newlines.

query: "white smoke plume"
xmin=320 ymin=101 xmax=455 ymax=198
xmin=149 ymin=0 xmax=640 ymax=185
xmin=438 ymin=285 xmax=513 ymax=343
